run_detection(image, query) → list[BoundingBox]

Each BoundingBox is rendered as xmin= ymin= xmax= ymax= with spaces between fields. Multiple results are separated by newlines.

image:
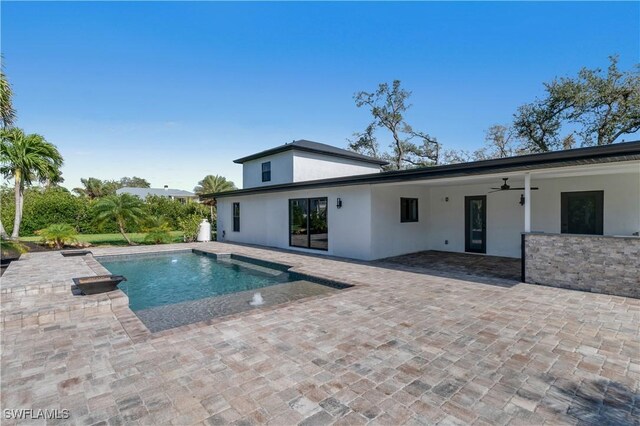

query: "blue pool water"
xmin=97 ymin=250 xmax=351 ymax=332
xmin=98 ymin=251 xmax=293 ymax=311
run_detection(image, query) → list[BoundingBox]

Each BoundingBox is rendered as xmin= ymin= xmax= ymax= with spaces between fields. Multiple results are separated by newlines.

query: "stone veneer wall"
xmin=524 ymin=233 xmax=640 ymax=298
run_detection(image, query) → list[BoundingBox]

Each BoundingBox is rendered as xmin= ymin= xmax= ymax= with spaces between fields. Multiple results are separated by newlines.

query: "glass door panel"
xmin=309 ymin=198 xmax=328 ymax=250
xmin=465 ymin=196 xmax=486 ymax=253
xmin=289 ymin=199 xmax=308 ymax=248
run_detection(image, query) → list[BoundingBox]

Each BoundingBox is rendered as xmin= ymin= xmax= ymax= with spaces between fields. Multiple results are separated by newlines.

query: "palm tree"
xmin=143 ymin=215 xmax=172 ymax=244
xmin=0 ymin=61 xmax=16 ymax=239
xmin=38 ymin=223 xmax=78 ymax=249
xmin=73 ymin=177 xmax=107 ymax=199
xmin=93 ymin=193 xmax=146 ymax=245
xmin=0 ymin=128 xmax=63 ymax=238
xmin=193 ymin=175 xmax=237 ymax=223
xmin=0 ymin=61 xmax=16 ymax=129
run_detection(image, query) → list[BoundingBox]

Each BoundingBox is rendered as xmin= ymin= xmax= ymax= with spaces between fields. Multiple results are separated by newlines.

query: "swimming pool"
xmin=97 ymin=250 xmax=350 ymax=332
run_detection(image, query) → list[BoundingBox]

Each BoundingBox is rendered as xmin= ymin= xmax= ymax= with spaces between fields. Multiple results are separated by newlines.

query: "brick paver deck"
xmin=1 ymin=242 xmax=638 ymax=425
xmin=378 ymin=251 xmax=521 ymax=283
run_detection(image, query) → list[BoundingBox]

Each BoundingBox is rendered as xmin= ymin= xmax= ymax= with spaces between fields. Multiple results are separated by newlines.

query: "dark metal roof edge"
xmin=206 ymin=141 xmax=640 ymax=199
xmin=233 ymin=144 xmax=389 ymax=166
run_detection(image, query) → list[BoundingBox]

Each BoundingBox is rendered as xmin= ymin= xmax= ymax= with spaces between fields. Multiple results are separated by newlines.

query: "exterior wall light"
xmin=519 ymin=194 xmax=525 ymax=206
xmin=336 ymin=198 xmax=343 ymax=209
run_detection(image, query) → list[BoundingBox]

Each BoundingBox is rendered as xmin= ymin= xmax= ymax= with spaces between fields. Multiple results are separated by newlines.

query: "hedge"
xmin=0 ymin=186 xmax=210 ymax=237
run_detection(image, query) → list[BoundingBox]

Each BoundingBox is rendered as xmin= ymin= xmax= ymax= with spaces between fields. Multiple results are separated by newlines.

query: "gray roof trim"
xmin=204 ymin=141 xmax=640 ymax=199
xmin=233 ymin=139 xmax=389 ymax=166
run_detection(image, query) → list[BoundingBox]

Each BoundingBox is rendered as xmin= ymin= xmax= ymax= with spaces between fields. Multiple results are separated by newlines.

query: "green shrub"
xmin=178 ymin=213 xmax=203 ymax=242
xmin=0 ymin=185 xmax=209 ymax=237
xmin=143 ymin=215 xmax=172 ymax=244
xmin=92 ymin=194 xmax=147 ymax=245
xmin=37 ymin=223 xmax=78 ymax=249
xmin=1 ymin=186 xmax=88 ymax=236
xmin=144 ymin=196 xmax=209 ymax=230
xmin=1 ymin=239 xmax=28 ymax=260
xmin=0 ymin=187 xmax=15 ymax=233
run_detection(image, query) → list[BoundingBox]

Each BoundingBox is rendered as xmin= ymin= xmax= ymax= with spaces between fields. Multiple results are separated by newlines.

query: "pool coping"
xmin=88 ymin=247 xmax=362 ymax=342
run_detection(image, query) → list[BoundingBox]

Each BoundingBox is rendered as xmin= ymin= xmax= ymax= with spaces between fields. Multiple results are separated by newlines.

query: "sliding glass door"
xmin=289 ymin=197 xmax=328 ymax=250
xmin=309 ymin=198 xmax=328 ymax=250
xmin=289 ymin=199 xmax=309 ymax=248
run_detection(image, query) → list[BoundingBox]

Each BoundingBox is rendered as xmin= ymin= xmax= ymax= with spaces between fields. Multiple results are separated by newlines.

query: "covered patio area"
xmin=377 ymin=250 xmax=521 ymax=283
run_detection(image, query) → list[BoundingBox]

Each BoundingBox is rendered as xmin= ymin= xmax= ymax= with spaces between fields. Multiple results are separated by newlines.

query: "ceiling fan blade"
xmin=506 ymin=187 xmax=539 ymax=190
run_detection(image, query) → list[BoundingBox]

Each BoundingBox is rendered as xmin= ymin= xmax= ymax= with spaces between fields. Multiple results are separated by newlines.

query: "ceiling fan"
xmin=489 ymin=178 xmax=539 ymax=193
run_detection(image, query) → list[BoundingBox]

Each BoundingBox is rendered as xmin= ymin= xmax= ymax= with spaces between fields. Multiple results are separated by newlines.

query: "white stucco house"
xmin=207 ymin=139 xmax=640 ymax=297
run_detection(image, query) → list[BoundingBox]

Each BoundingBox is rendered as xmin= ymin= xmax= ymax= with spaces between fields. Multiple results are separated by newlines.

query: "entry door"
xmin=465 ymin=196 xmax=486 ymax=253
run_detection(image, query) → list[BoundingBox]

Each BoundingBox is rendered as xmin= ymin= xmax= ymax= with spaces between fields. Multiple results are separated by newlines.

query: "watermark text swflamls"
xmin=3 ymin=409 xmax=70 ymax=420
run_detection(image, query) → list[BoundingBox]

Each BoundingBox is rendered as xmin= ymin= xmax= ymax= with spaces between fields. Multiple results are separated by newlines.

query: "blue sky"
xmin=3 ymin=1 xmax=639 ymax=190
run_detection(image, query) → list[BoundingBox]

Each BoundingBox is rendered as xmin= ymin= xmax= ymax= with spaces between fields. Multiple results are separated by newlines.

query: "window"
xmin=261 ymin=162 xmax=271 ymax=182
xmin=289 ymin=197 xmax=328 ymax=250
xmin=561 ymin=191 xmax=603 ymax=235
xmin=232 ymin=202 xmax=240 ymax=232
xmin=400 ymin=198 xmax=419 ymax=222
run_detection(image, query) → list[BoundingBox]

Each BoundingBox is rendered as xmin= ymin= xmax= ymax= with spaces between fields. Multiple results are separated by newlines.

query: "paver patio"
xmin=1 ymin=242 xmax=639 ymax=425
xmin=377 ymin=251 xmax=521 ymax=283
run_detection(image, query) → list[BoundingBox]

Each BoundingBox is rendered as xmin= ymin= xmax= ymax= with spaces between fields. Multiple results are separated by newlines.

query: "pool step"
xmin=216 ymin=257 xmax=285 ymax=276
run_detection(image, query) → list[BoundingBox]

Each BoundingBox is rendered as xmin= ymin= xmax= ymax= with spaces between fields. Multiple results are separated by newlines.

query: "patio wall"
xmin=524 ymin=233 xmax=640 ymax=298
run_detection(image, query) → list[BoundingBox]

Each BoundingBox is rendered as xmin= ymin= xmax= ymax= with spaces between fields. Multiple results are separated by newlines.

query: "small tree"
xmin=38 ymin=223 xmax=78 ymax=249
xmin=143 ymin=215 xmax=172 ymax=244
xmin=119 ymin=176 xmax=150 ymax=188
xmin=73 ymin=178 xmax=111 ymax=199
xmin=350 ymin=80 xmax=440 ymax=169
xmin=193 ymin=175 xmax=236 ymax=223
xmin=74 ymin=176 xmax=151 ymax=199
xmin=92 ymin=194 xmax=146 ymax=245
xmin=0 ymin=128 xmax=64 ymax=239
xmin=178 ymin=213 xmax=202 ymax=242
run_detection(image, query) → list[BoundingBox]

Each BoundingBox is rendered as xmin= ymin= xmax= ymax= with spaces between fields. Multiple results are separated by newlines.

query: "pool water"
xmin=99 ymin=251 xmax=294 ymax=311
xmin=97 ymin=250 xmax=349 ymax=332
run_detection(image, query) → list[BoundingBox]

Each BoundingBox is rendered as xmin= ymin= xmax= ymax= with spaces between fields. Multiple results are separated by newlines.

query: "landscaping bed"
xmin=20 ymin=231 xmax=184 ymax=247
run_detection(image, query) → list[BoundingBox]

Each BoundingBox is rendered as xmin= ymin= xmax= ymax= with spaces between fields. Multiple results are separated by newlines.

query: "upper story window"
xmin=233 ymin=202 xmax=240 ymax=232
xmin=261 ymin=162 xmax=271 ymax=182
xmin=400 ymin=198 xmax=419 ymax=223
xmin=561 ymin=191 xmax=603 ymax=235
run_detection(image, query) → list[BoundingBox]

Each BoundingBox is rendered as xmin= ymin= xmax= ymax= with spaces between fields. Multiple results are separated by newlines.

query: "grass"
xmin=20 ymin=231 xmax=184 ymax=246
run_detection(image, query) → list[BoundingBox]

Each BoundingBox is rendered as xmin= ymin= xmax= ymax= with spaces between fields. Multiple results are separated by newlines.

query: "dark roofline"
xmin=205 ymin=141 xmax=640 ymax=199
xmin=233 ymin=140 xmax=389 ymax=166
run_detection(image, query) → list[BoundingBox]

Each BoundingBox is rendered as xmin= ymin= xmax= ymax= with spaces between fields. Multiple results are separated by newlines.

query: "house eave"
xmin=233 ymin=144 xmax=389 ymax=166
xmin=205 ymin=141 xmax=640 ymax=200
